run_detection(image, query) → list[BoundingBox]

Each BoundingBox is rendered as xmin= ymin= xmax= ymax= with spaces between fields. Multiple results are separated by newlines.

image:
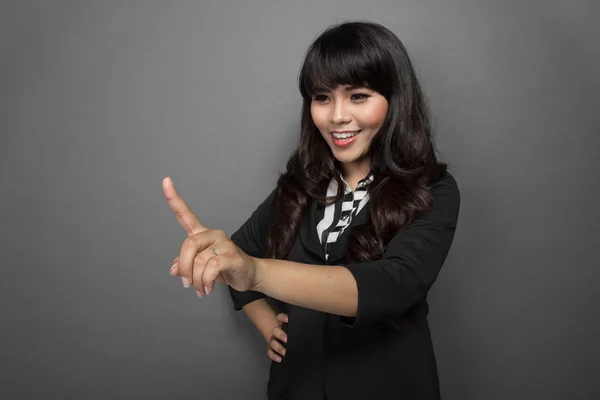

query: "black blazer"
xmin=229 ymin=171 xmax=460 ymax=400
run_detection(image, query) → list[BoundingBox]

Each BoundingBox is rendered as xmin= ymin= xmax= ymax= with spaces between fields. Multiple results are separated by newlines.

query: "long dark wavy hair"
xmin=266 ymin=21 xmax=447 ymax=269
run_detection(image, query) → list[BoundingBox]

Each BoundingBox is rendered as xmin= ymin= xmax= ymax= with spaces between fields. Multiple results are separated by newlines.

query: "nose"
xmin=329 ymin=99 xmax=351 ymax=125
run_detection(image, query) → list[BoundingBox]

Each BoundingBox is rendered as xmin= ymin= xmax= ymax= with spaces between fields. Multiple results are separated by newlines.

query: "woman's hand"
xmin=163 ymin=177 xmax=262 ymax=296
xmin=267 ymin=313 xmax=288 ymax=363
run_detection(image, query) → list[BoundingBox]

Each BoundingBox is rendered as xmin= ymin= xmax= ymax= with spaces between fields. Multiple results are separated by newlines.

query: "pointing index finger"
xmin=162 ymin=176 xmax=208 ymax=236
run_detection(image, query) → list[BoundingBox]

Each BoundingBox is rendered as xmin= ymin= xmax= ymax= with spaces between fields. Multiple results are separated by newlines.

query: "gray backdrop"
xmin=1 ymin=1 xmax=598 ymax=399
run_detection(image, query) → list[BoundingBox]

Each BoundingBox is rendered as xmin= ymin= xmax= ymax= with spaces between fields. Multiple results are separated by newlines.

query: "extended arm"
xmin=252 ymin=173 xmax=460 ymax=327
xmin=253 ymin=259 xmax=358 ymax=317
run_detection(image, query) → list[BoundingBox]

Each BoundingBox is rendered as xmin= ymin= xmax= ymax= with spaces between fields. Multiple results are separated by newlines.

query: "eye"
xmin=312 ymin=94 xmax=329 ymax=103
xmin=351 ymin=93 xmax=370 ymax=101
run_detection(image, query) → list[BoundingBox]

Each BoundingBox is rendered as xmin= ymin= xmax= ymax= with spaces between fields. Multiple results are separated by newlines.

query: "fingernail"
xmin=276 ymin=356 xmax=281 ymax=362
xmin=282 ymin=349 xmax=286 ymax=356
xmin=204 ymin=285 xmax=211 ymax=295
xmin=284 ymin=336 xmax=287 ymax=343
xmin=170 ymin=264 xmax=177 ymax=276
xmin=285 ymin=316 xmax=288 ymax=323
xmin=196 ymin=290 xmax=203 ymax=298
xmin=181 ymin=277 xmax=190 ymax=288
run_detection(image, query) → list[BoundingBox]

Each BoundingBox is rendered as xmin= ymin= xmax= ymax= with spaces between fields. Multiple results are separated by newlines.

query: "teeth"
xmin=332 ymin=131 xmax=359 ymax=139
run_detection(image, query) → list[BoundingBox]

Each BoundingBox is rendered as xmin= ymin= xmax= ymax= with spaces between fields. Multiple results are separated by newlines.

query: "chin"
xmin=334 ymin=155 xmax=359 ymax=164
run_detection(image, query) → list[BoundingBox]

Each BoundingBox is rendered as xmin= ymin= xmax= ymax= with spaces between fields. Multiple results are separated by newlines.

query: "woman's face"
xmin=310 ymin=85 xmax=388 ymax=171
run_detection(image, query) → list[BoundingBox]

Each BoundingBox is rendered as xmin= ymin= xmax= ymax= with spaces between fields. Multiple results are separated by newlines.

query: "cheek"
xmin=310 ymin=106 xmax=329 ymax=132
xmin=359 ymin=101 xmax=388 ymax=128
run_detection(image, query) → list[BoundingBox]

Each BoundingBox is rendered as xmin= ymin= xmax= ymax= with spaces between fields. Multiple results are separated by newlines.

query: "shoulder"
xmin=426 ymin=170 xmax=461 ymax=223
xmin=433 ymin=169 xmax=459 ymax=194
xmin=432 ymin=170 xmax=459 ymax=192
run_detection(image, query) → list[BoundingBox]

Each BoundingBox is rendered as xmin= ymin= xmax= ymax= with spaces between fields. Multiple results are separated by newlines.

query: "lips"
xmin=331 ymin=130 xmax=360 ymax=147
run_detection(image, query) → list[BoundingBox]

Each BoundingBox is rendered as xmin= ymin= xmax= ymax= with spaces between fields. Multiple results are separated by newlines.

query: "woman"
xmin=164 ymin=21 xmax=460 ymax=400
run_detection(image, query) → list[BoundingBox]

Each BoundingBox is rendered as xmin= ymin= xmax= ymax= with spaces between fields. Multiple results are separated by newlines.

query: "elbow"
xmin=370 ymin=274 xmax=429 ymax=320
xmin=342 ymin=260 xmax=434 ymax=326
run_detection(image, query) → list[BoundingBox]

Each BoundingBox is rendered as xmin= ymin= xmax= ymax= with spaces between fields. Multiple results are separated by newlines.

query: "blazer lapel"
xmin=298 ymin=199 xmax=327 ymax=262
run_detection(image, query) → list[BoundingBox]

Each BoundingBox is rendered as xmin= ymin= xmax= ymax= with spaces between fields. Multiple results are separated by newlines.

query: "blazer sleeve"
xmin=341 ymin=171 xmax=461 ymax=328
xmin=228 ymin=188 xmax=277 ymax=311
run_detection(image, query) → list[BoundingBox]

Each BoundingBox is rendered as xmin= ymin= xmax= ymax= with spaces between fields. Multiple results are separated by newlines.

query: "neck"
xmin=340 ymin=159 xmax=371 ymax=191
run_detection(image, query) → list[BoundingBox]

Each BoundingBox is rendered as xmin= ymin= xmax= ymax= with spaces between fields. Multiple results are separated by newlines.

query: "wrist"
xmin=251 ymin=257 xmax=268 ymax=292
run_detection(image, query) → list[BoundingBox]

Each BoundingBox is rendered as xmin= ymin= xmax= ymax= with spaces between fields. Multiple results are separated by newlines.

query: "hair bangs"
xmin=299 ymin=30 xmax=388 ymax=99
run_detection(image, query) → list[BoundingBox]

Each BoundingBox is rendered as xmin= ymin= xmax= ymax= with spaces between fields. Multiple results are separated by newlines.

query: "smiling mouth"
xmin=331 ymin=130 xmax=361 ymax=147
xmin=331 ymin=130 xmax=361 ymax=139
